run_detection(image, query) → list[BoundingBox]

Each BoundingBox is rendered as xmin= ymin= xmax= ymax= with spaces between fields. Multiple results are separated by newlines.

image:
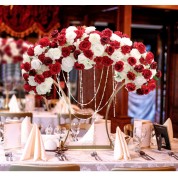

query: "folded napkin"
xmin=52 ymin=97 xmax=80 ymax=114
xmin=163 ymin=118 xmax=173 ymax=142
xmin=21 ymin=116 xmax=32 ymax=146
xmin=8 ymin=94 xmax=21 ymax=112
xmin=20 ymin=124 xmax=47 ymax=161
xmin=114 ymin=126 xmax=131 ymax=160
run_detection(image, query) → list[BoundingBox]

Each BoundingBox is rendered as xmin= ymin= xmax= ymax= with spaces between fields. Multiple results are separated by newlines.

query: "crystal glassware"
xmin=70 ymin=119 xmax=80 ymax=142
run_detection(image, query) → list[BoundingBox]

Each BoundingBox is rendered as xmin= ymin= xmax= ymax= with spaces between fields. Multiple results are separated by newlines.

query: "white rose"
xmin=91 ymin=43 xmax=105 ymax=56
xmin=61 ymin=56 xmax=75 ymax=72
xmin=110 ymin=33 xmax=121 ymax=42
xmin=141 ymin=52 xmax=147 ymax=58
xmin=21 ymin=69 xmax=26 ymax=75
xmin=85 ymin=26 xmax=96 ymax=34
xmin=111 ymin=50 xmax=124 ymax=63
xmin=28 ymin=76 xmax=37 ymax=86
xmin=66 ymin=26 xmax=77 ymax=33
xmin=120 ymin=37 xmax=132 ymax=46
xmin=40 ymin=65 xmax=49 ymax=73
xmin=123 ymin=62 xmax=131 ymax=73
xmin=150 ymin=69 xmax=157 ymax=78
xmin=3 ymin=54 xmax=12 ymax=63
xmin=29 ymin=91 xmax=35 ymax=95
xmin=89 ymin=33 xmax=101 ymax=44
xmin=130 ymin=48 xmax=141 ymax=61
xmin=31 ymin=58 xmax=42 ymax=70
xmin=81 ymin=33 xmax=89 ymax=41
xmin=45 ymin=48 xmax=61 ymax=60
xmin=34 ymin=45 xmax=45 ymax=56
xmin=66 ymin=31 xmax=77 ymax=45
xmin=114 ymin=71 xmax=126 ymax=82
xmin=134 ymin=75 xmax=147 ymax=88
xmin=23 ymin=54 xmax=31 ymax=63
xmin=36 ymin=77 xmax=53 ymax=95
xmin=78 ymin=54 xmax=95 ymax=69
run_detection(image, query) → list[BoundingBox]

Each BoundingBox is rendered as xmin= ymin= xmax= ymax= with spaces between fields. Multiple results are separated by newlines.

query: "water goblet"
xmin=45 ymin=125 xmax=53 ymax=135
xmin=133 ymin=127 xmax=147 ymax=152
xmin=54 ymin=126 xmax=67 ymax=147
xmin=70 ymin=119 xmax=80 ymax=142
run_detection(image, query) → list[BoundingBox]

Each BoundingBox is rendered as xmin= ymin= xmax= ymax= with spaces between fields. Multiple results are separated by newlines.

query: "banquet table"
xmin=0 ymin=139 xmax=178 ymax=171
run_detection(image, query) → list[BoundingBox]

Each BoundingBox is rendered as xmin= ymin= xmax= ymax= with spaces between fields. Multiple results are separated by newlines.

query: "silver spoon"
xmin=139 ymin=151 xmax=155 ymax=160
xmin=168 ymin=152 xmax=178 ymax=160
xmin=91 ymin=151 xmax=102 ymax=161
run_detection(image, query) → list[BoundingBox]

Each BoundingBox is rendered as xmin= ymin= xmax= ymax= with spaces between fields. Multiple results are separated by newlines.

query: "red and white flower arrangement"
xmin=0 ymin=37 xmax=32 ymax=64
xmin=21 ymin=26 xmax=161 ymax=98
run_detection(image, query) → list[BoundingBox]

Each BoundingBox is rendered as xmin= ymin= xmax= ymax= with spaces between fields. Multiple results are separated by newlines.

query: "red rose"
xmin=156 ymin=70 xmax=162 ymax=78
xmin=102 ymin=28 xmax=112 ymax=37
xmin=94 ymin=57 xmax=103 ymax=63
xmin=148 ymin=80 xmax=156 ymax=91
xmin=121 ymin=45 xmax=131 ymax=54
xmin=150 ymin=61 xmax=157 ymax=69
xmin=51 ymin=30 xmax=58 ymax=38
xmin=133 ymin=42 xmax=146 ymax=54
xmin=34 ymin=74 xmax=45 ymax=84
xmin=105 ymin=46 xmax=115 ymax=55
xmin=29 ymin=69 xmax=37 ymax=76
xmin=27 ymin=47 xmax=34 ymax=56
xmin=142 ymin=69 xmax=152 ymax=79
xmin=145 ymin=52 xmax=154 ymax=64
xmin=79 ymin=40 xmax=91 ymax=51
xmin=114 ymin=31 xmax=123 ymax=37
xmin=4 ymin=46 xmax=11 ymax=55
xmin=23 ymin=62 xmax=31 ymax=72
xmin=100 ymin=36 xmax=110 ymax=45
xmin=128 ymin=57 xmax=136 ymax=66
xmin=60 ymin=28 xmax=66 ymax=35
xmin=75 ymin=28 xmax=85 ymax=39
xmin=38 ymin=37 xmax=50 ymax=47
xmin=110 ymin=41 xmax=120 ymax=49
xmin=73 ymin=50 xmax=81 ymax=59
xmin=141 ymin=85 xmax=150 ymax=94
xmin=83 ymin=50 xmax=94 ymax=59
xmin=13 ymin=56 xmax=23 ymax=63
xmin=44 ymin=57 xmax=53 ymax=66
xmin=136 ymin=88 xmax=144 ymax=95
xmin=127 ymin=71 xmax=136 ymax=80
xmin=38 ymin=53 xmax=45 ymax=62
xmin=49 ymin=62 xmax=61 ymax=75
xmin=102 ymin=56 xmax=113 ymax=66
xmin=62 ymin=47 xmax=71 ymax=57
xmin=74 ymin=62 xmax=85 ymax=70
xmin=125 ymin=83 xmax=136 ymax=92
xmin=114 ymin=61 xmax=124 ymax=72
xmin=16 ymin=39 xmax=23 ymax=48
xmin=68 ymin=45 xmax=76 ymax=52
xmin=139 ymin=57 xmax=147 ymax=65
xmin=24 ymin=83 xmax=32 ymax=92
xmin=20 ymin=46 xmax=28 ymax=54
xmin=50 ymin=41 xmax=58 ymax=48
xmin=134 ymin=64 xmax=144 ymax=73
xmin=43 ymin=71 xmax=52 ymax=78
xmin=57 ymin=34 xmax=66 ymax=46
xmin=23 ymin=73 xmax=29 ymax=81
xmin=122 ymin=34 xmax=129 ymax=38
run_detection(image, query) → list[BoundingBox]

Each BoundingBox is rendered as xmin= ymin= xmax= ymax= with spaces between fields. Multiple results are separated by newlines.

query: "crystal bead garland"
xmin=112 ymin=66 xmax=116 ymax=117
xmin=94 ymin=67 xmax=96 ymax=111
xmin=79 ymin=70 xmax=84 ymax=110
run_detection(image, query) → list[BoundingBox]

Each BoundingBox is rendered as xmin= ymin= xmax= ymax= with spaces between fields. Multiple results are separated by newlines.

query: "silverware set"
xmin=168 ymin=152 xmax=178 ymax=160
xmin=91 ymin=151 xmax=102 ymax=161
xmin=139 ymin=151 xmax=155 ymax=160
xmin=5 ymin=152 xmax=13 ymax=161
xmin=55 ymin=153 xmax=68 ymax=161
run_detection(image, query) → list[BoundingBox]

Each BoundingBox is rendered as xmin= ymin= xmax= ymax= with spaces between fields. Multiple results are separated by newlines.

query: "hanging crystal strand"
xmin=67 ymin=72 xmax=70 ymax=101
xmin=79 ymin=70 xmax=84 ymax=109
xmin=112 ymin=66 xmax=116 ymax=117
xmin=93 ymin=67 xmax=96 ymax=111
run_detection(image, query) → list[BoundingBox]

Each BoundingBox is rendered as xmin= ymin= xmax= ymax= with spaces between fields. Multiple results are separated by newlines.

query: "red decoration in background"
xmin=0 ymin=5 xmax=60 ymax=38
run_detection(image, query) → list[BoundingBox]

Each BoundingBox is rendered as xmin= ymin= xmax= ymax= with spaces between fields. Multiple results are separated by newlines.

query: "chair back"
xmin=0 ymin=112 xmax=33 ymax=123
xmin=111 ymin=166 xmax=176 ymax=171
xmin=9 ymin=164 xmax=80 ymax=171
xmin=123 ymin=123 xmax=133 ymax=137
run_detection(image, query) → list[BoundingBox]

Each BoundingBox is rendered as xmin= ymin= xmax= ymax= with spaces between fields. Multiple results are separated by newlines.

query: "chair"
xmin=9 ymin=164 xmax=80 ymax=171
xmin=123 ymin=123 xmax=133 ymax=137
xmin=0 ymin=112 xmax=33 ymax=123
xmin=111 ymin=166 xmax=176 ymax=171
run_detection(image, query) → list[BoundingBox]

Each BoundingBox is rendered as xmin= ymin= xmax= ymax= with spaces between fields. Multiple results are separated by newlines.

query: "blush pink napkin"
xmin=20 ymin=124 xmax=47 ymax=161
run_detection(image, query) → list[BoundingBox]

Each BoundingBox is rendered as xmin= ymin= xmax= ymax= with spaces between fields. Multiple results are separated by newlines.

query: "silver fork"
xmin=168 ymin=152 xmax=178 ymax=160
xmin=91 ymin=151 xmax=102 ymax=161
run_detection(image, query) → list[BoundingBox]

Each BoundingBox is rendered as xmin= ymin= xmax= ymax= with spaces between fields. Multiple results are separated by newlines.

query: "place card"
xmin=3 ymin=120 xmax=21 ymax=149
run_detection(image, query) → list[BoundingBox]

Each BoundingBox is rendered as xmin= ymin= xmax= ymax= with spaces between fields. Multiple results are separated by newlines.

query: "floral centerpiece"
xmin=21 ymin=26 xmax=161 ymax=99
xmin=0 ymin=37 xmax=32 ymax=64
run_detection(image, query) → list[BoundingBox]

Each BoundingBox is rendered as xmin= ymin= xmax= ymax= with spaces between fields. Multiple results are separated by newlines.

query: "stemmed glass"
xmin=54 ymin=126 xmax=67 ymax=147
xmin=133 ymin=127 xmax=147 ymax=152
xmin=70 ymin=119 xmax=80 ymax=142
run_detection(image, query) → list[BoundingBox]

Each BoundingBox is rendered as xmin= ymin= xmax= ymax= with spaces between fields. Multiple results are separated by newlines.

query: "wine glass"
xmin=45 ymin=125 xmax=53 ymax=135
xmin=133 ymin=127 xmax=147 ymax=152
xmin=54 ymin=126 xmax=67 ymax=144
xmin=70 ymin=119 xmax=80 ymax=142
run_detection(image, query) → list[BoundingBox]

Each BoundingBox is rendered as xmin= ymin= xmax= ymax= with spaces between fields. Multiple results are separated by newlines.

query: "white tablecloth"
xmin=1 ymin=139 xmax=178 ymax=171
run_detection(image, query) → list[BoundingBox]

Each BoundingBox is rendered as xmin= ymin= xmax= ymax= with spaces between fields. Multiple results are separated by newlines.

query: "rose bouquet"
xmin=21 ymin=26 xmax=161 ymax=99
xmin=0 ymin=37 xmax=32 ymax=64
